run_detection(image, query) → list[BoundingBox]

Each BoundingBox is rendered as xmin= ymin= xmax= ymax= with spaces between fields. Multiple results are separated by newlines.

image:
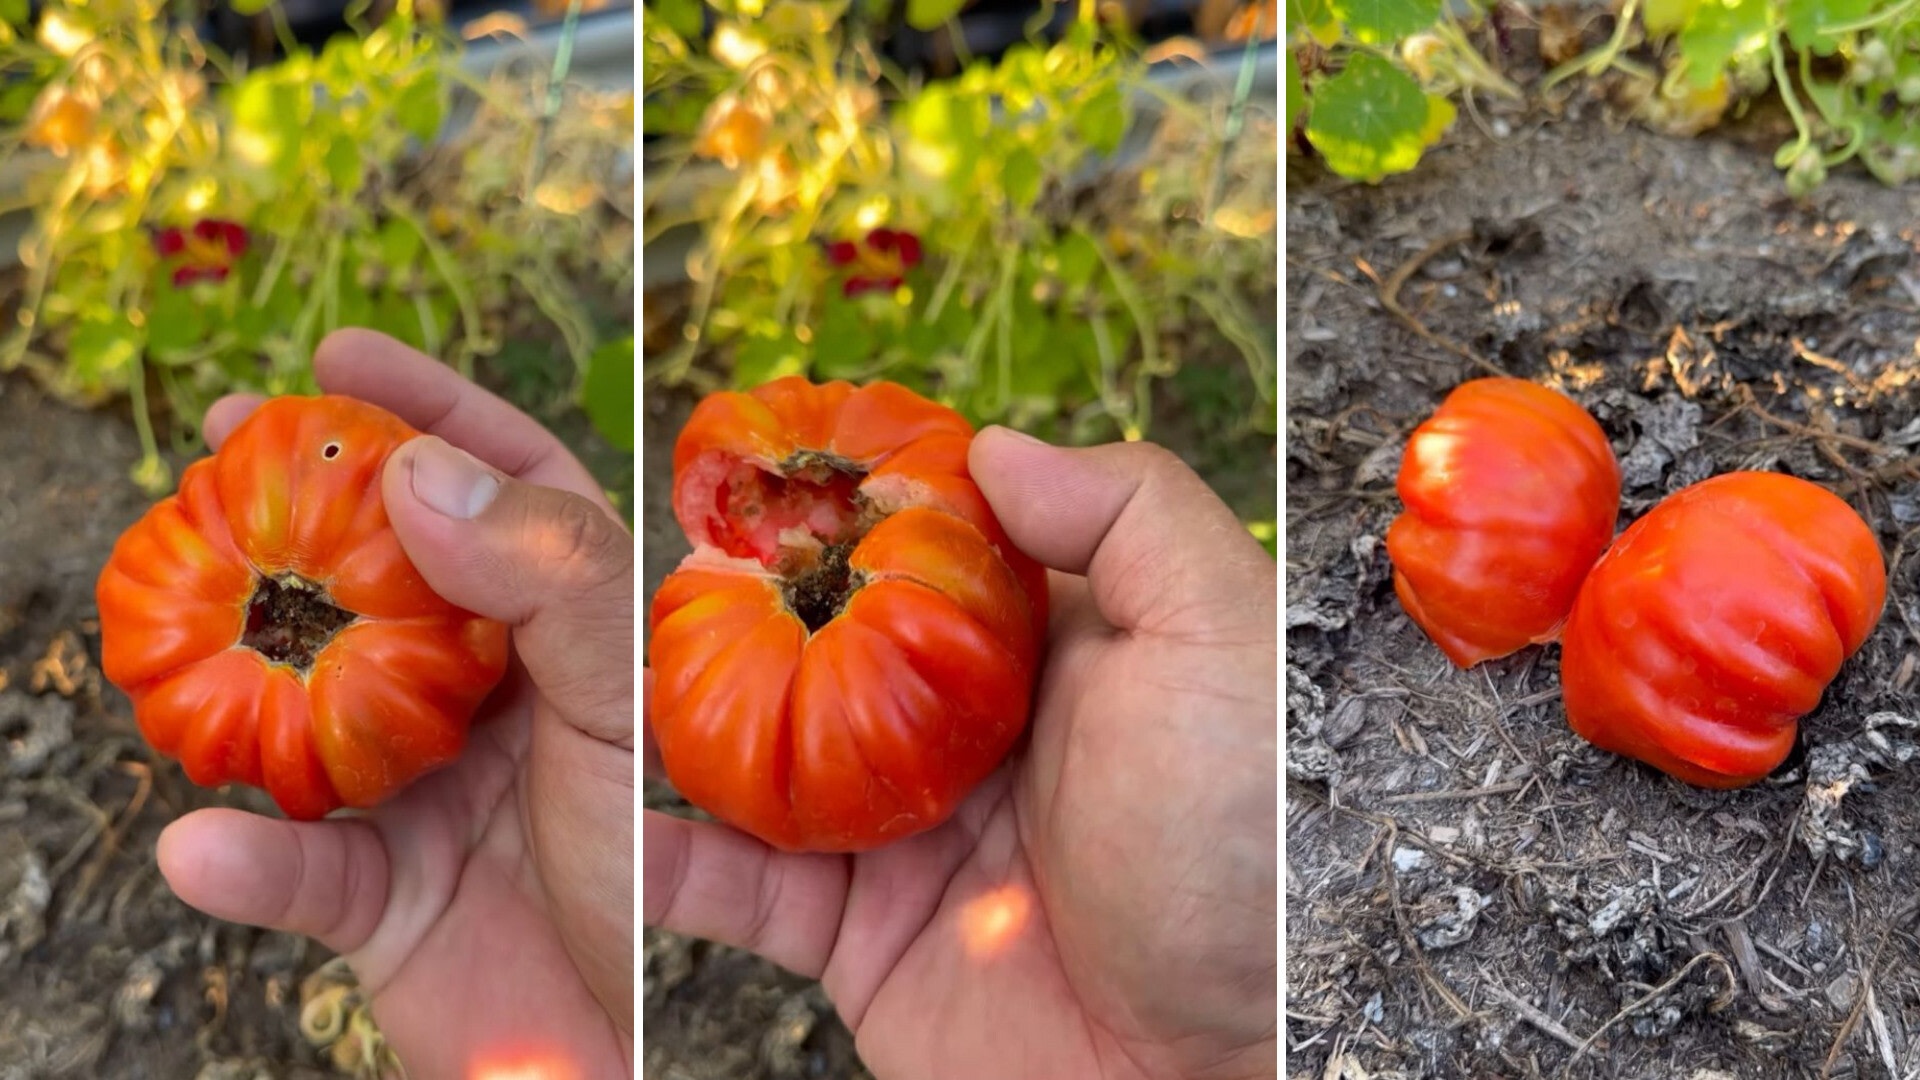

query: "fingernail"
xmin=409 ymin=437 xmax=501 ymax=519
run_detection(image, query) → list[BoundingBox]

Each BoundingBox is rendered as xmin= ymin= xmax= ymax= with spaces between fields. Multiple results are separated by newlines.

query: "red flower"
xmin=824 ymin=227 xmax=923 ymax=297
xmin=154 ymin=218 xmax=249 ymax=287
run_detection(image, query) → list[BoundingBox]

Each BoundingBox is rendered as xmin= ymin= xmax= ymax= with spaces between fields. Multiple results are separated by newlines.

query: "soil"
xmin=0 ymin=359 xmax=631 ymax=1079
xmin=1285 ymin=95 xmax=1920 ymax=1078
xmin=0 ymin=377 xmax=338 ymax=1079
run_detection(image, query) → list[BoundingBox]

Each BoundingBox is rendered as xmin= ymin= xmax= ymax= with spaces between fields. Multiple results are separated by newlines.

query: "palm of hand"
xmin=336 ymin=676 xmax=632 ymax=1079
xmin=825 ymin=581 xmax=1277 ymax=1080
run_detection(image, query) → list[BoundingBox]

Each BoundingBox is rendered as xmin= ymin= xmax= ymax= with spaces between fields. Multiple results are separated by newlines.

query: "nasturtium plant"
xmin=1304 ymin=54 xmax=1456 ymax=182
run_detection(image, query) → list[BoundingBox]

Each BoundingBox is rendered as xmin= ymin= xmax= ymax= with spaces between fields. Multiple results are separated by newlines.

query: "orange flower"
xmin=693 ymin=94 xmax=767 ymax=169
xmin=24 ymin=88 xmax=96 ymax=157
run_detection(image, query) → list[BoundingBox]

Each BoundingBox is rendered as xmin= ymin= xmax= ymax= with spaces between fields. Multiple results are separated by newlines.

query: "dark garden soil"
xmin=640 ymin=293 xmax=1279 ymax=1077
xmin=0 ymin=375 xmax=338 ymax=1078
xmin=0 ymin=360 xmax=630 ymax=1079
xmin=1286 ymin=97 xmax=1920 ymax=1079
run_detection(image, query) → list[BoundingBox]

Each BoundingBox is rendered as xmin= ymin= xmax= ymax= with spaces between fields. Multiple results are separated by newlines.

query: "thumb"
xmin=382 ymin=435 xmax=635 ymax=746
xmin=968 ymin=427 xmax=1274 ymax=635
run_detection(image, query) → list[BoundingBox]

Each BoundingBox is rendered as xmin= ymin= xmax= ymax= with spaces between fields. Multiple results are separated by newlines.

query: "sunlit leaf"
xmin=231 ymin=0 xmax=276 ymax=15
xmin=145 ymin=289 xmax=209 ymax=360
xmin=1641 ymin=0 xmax=1699 ymax=36
xmin=1286 ymin=0 xmax=1340 ymax=43
xmin=1076 ymin=84 xmax=1128 ymax=154
xmin=734 ymin=331 xmax=808 ymax=387
xmin=326 ymin=136 xmax=364 ymax=194
xmin=394 ymin=73 xmax=445 ymax=143
xmin=814 ymin=303 xmax=878 ymax=377
xmin=1328 ymin=0 xmax=1440 ymax=45
xmin=582 ymin=336 xmax=635 ymax=451
xmin=650 ymin=0 xmax=704 ymax=36
xmin=905 ymin=0 xmax=965 ymax=30
xmin=68 ymin=310 xmax=143 ymax=388
xmin=1004 ymin=146 xmax=1042 ymax=208
xmin=1286 ymin=46 xmax=1307 ymax=127
xmin=1783 ymin=0 xmax=1873 ymax=54
xmin=1675 ymin=0 xmax=1771 ymax=87
xmin=1304 ymin=54 xmax=1454 ymax=182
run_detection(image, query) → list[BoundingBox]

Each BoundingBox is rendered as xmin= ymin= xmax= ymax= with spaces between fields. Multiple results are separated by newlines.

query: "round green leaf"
xmin=1329 ymin=0 xmax=1441 ymax=45
xmin=582 ymin=336 xmax=635 ymax=451
xmin=906 ymin=0 xmax=966 ymax=31
xmin=1305 ymin=54 xmax=1455 ymax=183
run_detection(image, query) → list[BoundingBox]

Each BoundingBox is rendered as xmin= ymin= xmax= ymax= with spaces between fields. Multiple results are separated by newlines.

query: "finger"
xmin=202 ymin=393 xmax=267 ymax=450
xmin=312 ymin=328 xmax=611 ymax=511
xmin=156 ymin=808 xmax=388 ymax=956
xmin=643 ymin=810 xmax=847 ymax=980
xmin=968 ymin=428 xmax=1274 ymax=635
xmin=383 ymin=436 xmax=635 ymax=747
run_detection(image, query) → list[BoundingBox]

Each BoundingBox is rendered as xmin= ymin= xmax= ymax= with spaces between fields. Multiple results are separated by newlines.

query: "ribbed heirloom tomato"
xmin=647 ymin=377 xmax=1049 ymax=853
xmin=96 ymin=396 xmax=510 ymax=820
xmin=1560 ymin=471 xmax=1887 ymax=788
xmin=1387 ymin=377 xmax=1622 ymax=667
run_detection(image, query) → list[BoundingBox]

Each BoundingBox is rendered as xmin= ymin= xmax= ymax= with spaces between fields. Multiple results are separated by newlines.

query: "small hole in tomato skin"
xmin=322 ymin=442 xmax=342 ymax=460
xmin=242 ymin=575 xmax=357 ymax=672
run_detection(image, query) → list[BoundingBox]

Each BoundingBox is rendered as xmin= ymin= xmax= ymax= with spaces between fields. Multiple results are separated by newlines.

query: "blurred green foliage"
xmin=3 ymin=0 xmax=635 ymax=490
xmin=643 ymin=0 xmax=1277 ymax=449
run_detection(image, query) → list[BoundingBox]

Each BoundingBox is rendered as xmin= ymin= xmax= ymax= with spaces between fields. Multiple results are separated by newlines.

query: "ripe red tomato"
xmin=96 ymin=396 xmax=510 ymax=820
xmin=1387 ymin=377 xmax=1621 ymax=667
xmin=648 ymin=377 xmax=1048 ymax=853
xmin=1560 ymin=471 xmax=1886 ymax=788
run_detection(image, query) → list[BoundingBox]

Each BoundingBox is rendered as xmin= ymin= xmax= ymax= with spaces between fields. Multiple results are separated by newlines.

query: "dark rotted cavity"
xmin=242 ymin=575 xmax=356 ymax=671
xmin=783 ymin=544 xmax=856 ymax=633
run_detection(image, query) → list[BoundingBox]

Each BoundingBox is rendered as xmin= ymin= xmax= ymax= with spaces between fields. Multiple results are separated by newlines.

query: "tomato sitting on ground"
xmin=96 ymin=396 xmax=509 ymax=820
xmin=1387 ymin=377 xmax=1622 ymax=667
xmin=647 ymin=377 xmax=1049 ymax=853
xmin=1559 ymin=471 xmax=1886 ymax=788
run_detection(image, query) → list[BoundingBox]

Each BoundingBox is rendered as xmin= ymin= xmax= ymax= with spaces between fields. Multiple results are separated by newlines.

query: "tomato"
xmin=1559 ymin=471 xmax=1886 ymax=788
xmin=1387 ymin=377 xmax=1621 ymax=667
xmin=96 ymin=396 xmax=510 ymax=820
xmin=647 ymin=377 xmax=1048 ymax=853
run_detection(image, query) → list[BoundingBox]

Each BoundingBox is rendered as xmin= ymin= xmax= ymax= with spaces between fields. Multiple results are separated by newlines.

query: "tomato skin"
xmin=1387 ymin=377 xmax=1621 ymax=667
xmin=649 ymin=377 xmax=1047 ymax=853
xmin=96 ymin=396 xmax=509 ymax=820
xmin=1559 ymin=471 xmax=1886 ymax=788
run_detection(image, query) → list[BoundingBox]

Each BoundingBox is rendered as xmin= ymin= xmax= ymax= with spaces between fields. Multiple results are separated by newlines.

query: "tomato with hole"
xmin=1387 ymin=377 xmax=1621 ymax=667
xmin=95 ymin=396 xmax=510 ymax=820
xmin=647 ymin=377 xmax=1048 ymax=853
xmin=1559 ymin=471 xmax=1886 ymax=787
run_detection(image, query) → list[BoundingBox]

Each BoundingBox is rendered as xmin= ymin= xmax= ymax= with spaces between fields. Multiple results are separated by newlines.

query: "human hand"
xmin=154 ymin=329 xmax=636 ymax=1078
xmin=645 ymin=429 xmax=1277 ymax=1080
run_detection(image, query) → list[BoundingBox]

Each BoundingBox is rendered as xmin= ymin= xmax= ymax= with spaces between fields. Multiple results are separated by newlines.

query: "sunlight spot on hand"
xmin=470 ymin=1046 xmax=586 ymax=1080
xmin=959 ymin=883 xmax=1033 ymax=960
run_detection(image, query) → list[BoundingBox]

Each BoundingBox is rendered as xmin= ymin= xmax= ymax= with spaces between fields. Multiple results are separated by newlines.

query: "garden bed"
xmin=1286 ymin=100 xmax=1920 ymax=1078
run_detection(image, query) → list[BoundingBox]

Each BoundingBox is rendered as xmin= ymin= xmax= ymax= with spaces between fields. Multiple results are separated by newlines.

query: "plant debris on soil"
xmin=0 ymin=376 xmax=342 ymax=1078
xmin=1287 ymin=97 xmax=1920 ymax=1079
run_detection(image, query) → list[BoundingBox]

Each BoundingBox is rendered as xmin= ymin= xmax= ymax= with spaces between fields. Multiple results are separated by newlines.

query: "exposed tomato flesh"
xmin=683 ymin=451 xmax=868 ymax=567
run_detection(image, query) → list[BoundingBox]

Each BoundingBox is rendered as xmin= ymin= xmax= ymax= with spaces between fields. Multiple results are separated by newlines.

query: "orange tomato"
xmin=1559 ymin=471 xmax=1886 ymax=787
xmin=647 ymin=377 xmax=1048 ymax=853
xmin=96 ymin=396 xmax=509 ymax=819
xmin=1387 ymin=377 xmax=1621 ymax=667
